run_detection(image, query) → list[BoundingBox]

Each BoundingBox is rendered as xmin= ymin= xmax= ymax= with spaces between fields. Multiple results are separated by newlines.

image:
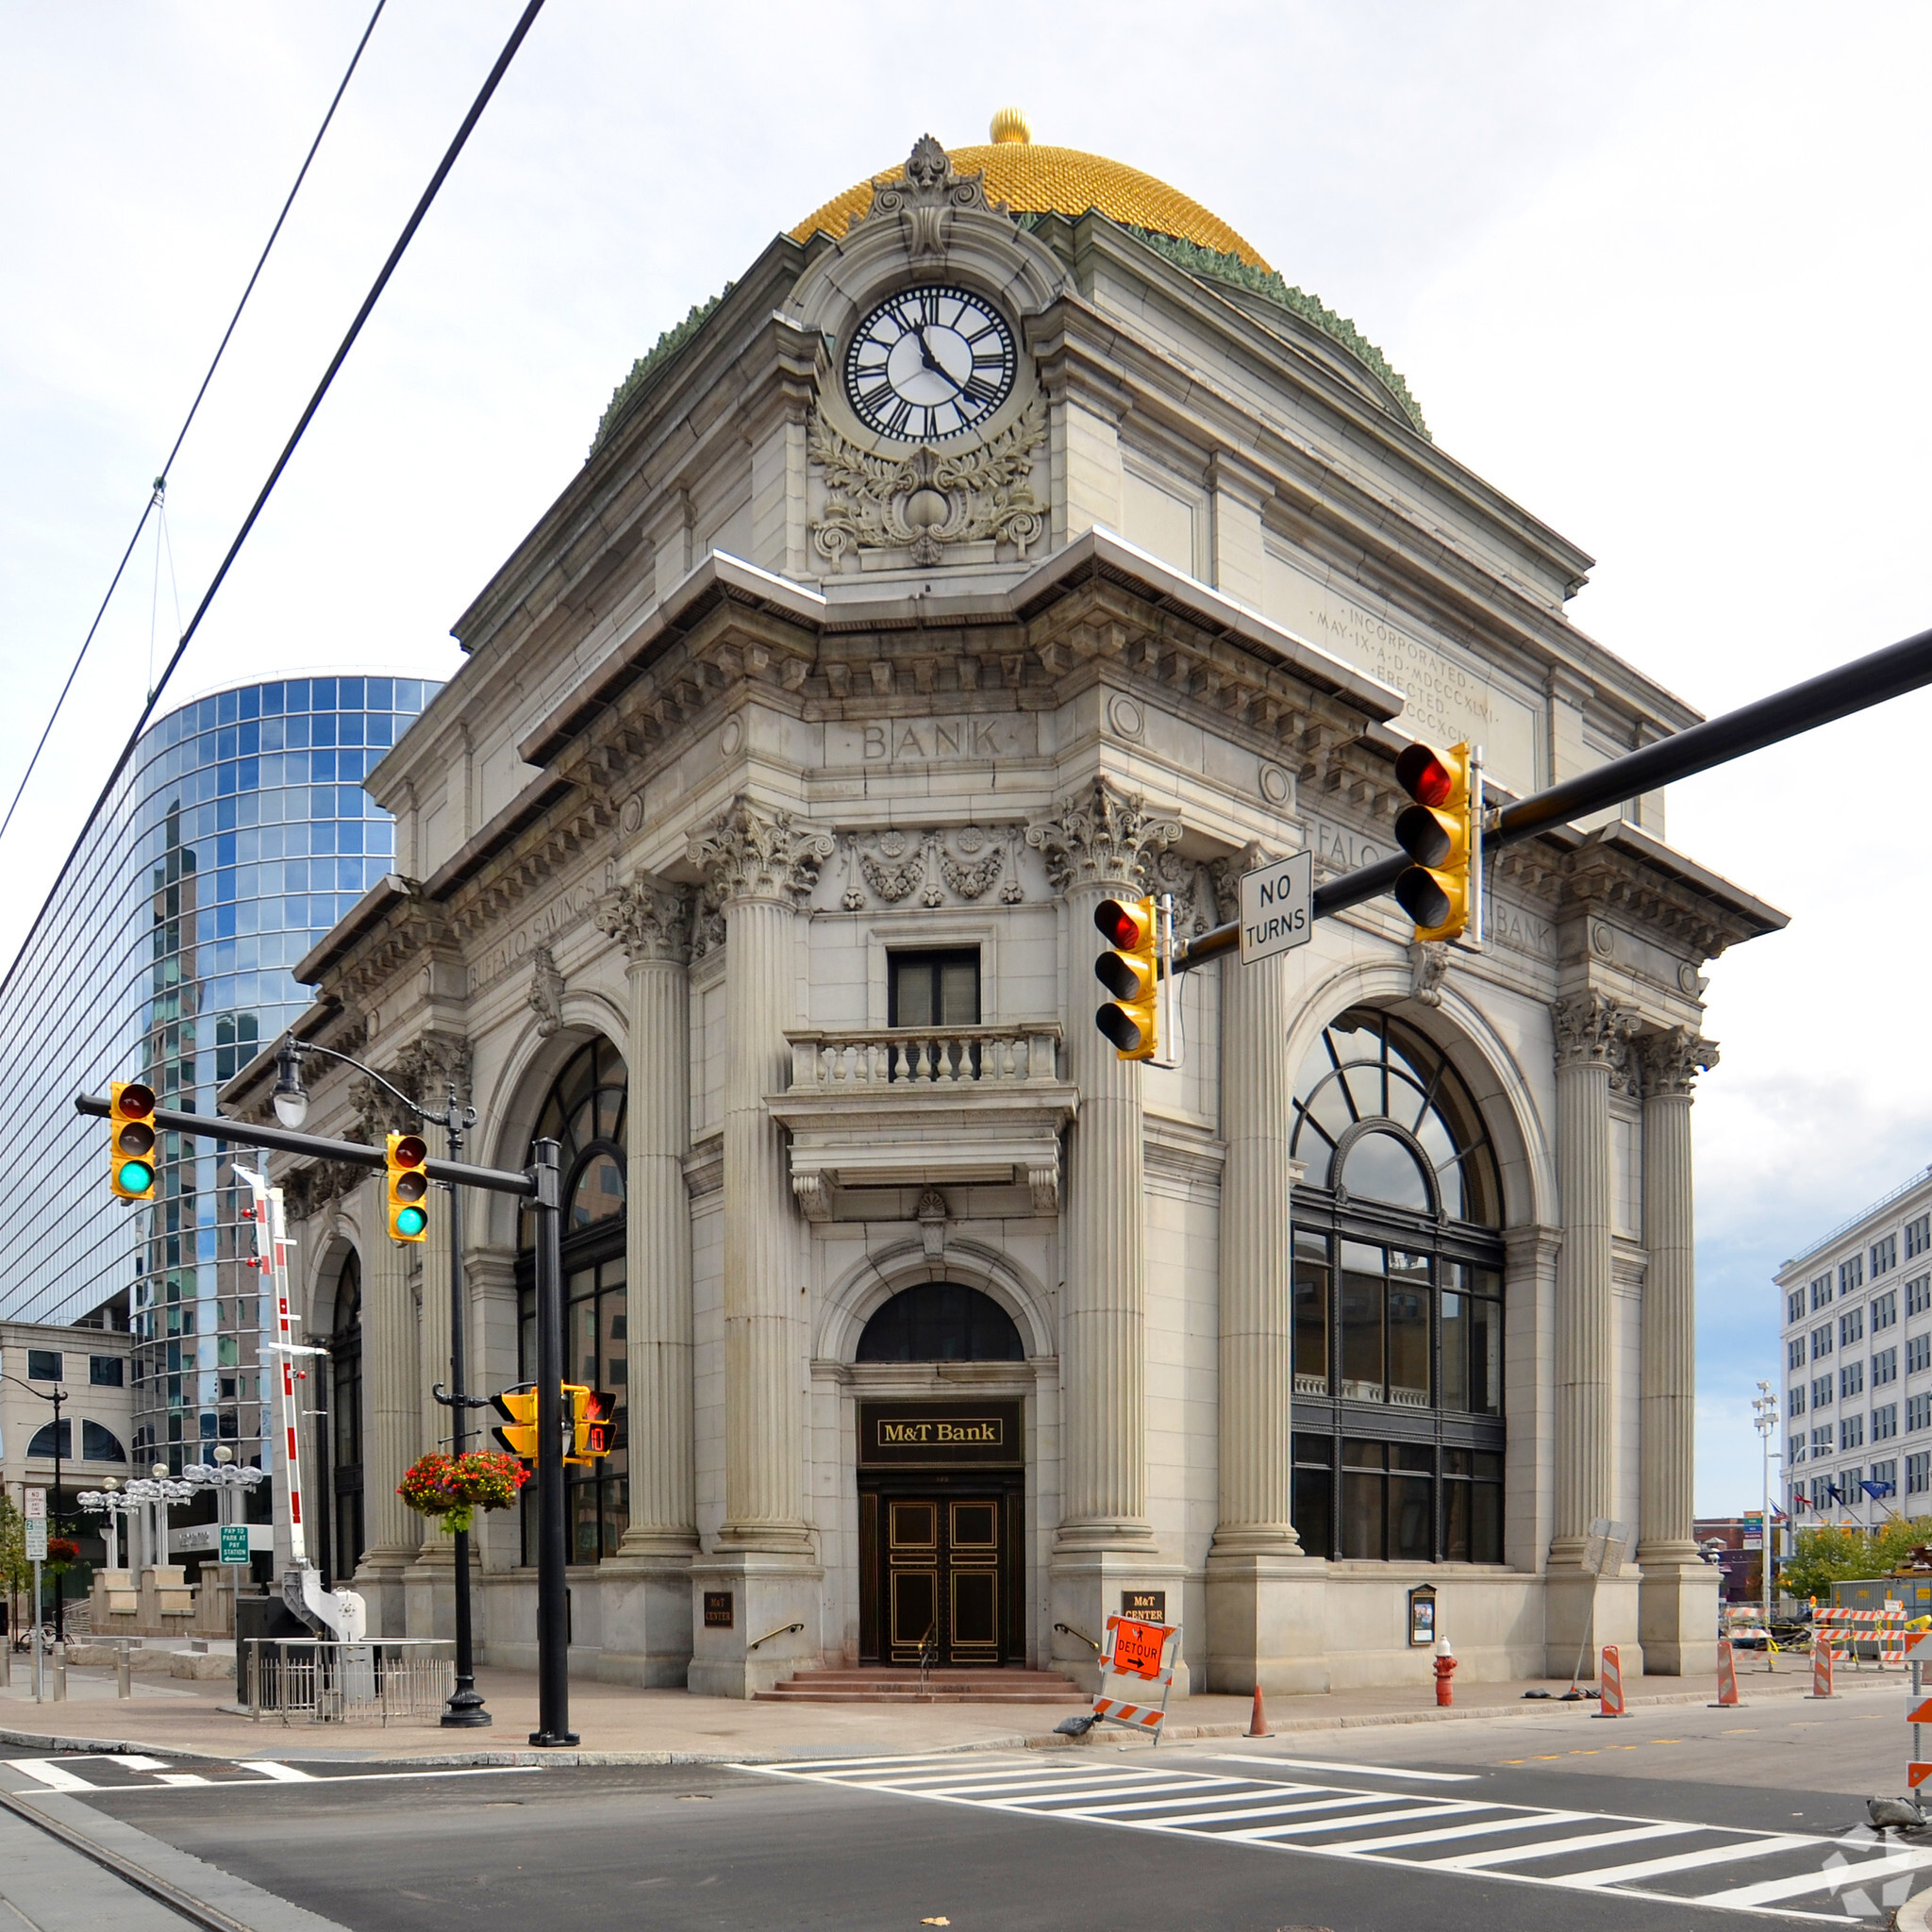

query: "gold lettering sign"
xmin=858 ymin=1402 xmax=1023 ymax=1467
xmin=876 ymin=1418 xmax=1002 ymax=1448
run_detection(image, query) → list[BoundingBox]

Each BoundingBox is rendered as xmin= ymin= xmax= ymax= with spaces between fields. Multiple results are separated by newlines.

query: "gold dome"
xmin=791 ymin=113 xmax=1270 ymax=271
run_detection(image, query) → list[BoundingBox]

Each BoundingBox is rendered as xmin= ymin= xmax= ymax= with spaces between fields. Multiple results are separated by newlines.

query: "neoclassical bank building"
xmin=226 ymin=116 xmax=1780 ymax=1697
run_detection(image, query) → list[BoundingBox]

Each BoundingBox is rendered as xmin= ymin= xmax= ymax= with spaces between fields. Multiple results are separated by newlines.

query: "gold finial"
xmin=990 ymin=106 xmax=1031 ymax=144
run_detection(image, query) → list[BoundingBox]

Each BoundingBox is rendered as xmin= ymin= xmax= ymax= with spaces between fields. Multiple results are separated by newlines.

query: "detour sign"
xmin=1107 ymin=1615 xmax=1174 ymax=1680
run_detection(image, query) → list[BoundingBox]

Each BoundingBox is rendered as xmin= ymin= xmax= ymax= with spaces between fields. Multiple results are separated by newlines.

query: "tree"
xmin=0 ymin=1495 xmax=25 ymax=1641
xmin=1777 ymin=1516 xmax=1932 ymax=1600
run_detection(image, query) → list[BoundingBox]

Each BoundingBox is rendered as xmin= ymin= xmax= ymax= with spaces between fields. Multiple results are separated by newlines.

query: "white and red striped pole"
xmin=240 ymin=1169 xmax=306 ymax=1568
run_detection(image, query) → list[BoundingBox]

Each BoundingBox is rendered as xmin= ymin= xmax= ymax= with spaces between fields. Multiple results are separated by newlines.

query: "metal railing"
xmin=787 ymin=1024 xmax=1061 ymax=1090
xmin=242 ymin=1638 xmax=455 ymax=1725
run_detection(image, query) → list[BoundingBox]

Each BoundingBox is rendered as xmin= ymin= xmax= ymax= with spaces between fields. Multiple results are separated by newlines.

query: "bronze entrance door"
xmin=878 ymin=1493 xmax=1006 ymax=1665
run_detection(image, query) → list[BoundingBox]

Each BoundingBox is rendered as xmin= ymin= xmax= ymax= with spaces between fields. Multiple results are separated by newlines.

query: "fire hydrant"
xmin=1433 ymin=1635 xmax=1457 ymax=1707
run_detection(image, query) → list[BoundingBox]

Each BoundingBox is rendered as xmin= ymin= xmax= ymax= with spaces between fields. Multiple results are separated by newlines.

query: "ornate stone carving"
xmin=350 ymin=1032 xmax=471 ymax=1143
xmin=852 ymin=132 xmax=1012 ymax=260
xmin=809 ymin=397 xmax=1047 ymax=567
xmin=837 ymin=824 xmax=1026 ymax=912
xmin=917 ymin=1186 xmax=948 ymax=1260
xmin=527 ymin=945 xmax=565 ymax=1038
xmin=1639 ymin=1026 xmax=1719 ymax=1097
xmin=1409 ymin=941 xmax=1450 ymax=1008
xmin=1147 ymin=848 xmax=1218 ymax=937
xmin=687 ymin=797 xmax=835 ymax=907
xmin=595 ymin=874 xmax=693 ymax=964
xmin=792 ymin=1172 xmax=832 ymax=1223
xmin=1025 ymin=780 xmax=1182 ymax=894
xmin=1027 ymin=1158 xmax=1060 ymax=1216
xmin=279 ymin=1158 xmax=365 ymax=1224
xmin=1210 ymin=842 xmax=1272 ymax=925
xmin=1551 ymin=992 xmax=1641 ymax=1092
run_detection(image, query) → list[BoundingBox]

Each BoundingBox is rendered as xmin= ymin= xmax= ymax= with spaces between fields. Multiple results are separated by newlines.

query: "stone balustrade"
xmin=787 ymin=1024 xmax=1061 ymax=1091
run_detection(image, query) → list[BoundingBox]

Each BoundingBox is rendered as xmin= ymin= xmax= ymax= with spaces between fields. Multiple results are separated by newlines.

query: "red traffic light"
xmin=1394 ymin=743 xmax=1455 ymax=809
xmin=118 ymin=1082 xmax=156 ymax=1120
xmin=1093 ymin=898 xmax=1146 ymax=948
xmin=391 ymin=1135 xmax=428 ymax=1169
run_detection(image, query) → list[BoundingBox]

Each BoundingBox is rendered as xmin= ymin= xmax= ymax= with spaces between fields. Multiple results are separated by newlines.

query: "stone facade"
xmin=223 ymin=135 xmax=1784 ymax=1696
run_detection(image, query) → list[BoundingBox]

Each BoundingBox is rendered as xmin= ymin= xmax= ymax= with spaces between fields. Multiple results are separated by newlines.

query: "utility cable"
xmin=0 ymin=0 xmax=547 ymax=1011
xmin=0 ymin=0 xmax=387 ymax=849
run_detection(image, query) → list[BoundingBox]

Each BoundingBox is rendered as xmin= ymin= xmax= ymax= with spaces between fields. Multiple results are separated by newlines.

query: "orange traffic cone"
xmin=1247 ymin=1686 xmax=1271 ymax=1737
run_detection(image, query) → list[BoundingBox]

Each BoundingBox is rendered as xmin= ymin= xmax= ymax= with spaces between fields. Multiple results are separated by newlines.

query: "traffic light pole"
xmin=71 ymin=1092 xmax=586 ymax=1745
xmin=527 ymin=1138 xmax=575 ymax=1747
xmin=1173 ymin=619 xmax=1932 ymax=970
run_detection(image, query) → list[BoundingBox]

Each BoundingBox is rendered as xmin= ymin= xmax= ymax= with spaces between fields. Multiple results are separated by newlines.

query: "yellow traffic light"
xmin=109 ymin=1080 xmax=158 ymax=1200
xmin=1092 ymin=895 xmax=1159 ymax=1060
xmin=490 ymin=1383 xmax=541 ymax=1461
xmin=385 ymin=1131 xmax=430 ymax=1243
xmin=563 ymin=1384 xmax=617 ymax=1466
xmin=1392 ymin=742 xmax=1477 ymax=942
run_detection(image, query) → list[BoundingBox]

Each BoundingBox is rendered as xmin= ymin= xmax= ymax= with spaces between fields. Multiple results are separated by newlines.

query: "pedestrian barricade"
xmin=1813 ymin=1604 xmax=1907 ymax=1670
xmin=1594 ymin=1644 xmax=1626 ymax=1717
xmin=242 ymin=1637 xmax=454 ymax=1725
xmin=1085 ymin=1615 xmax=1180 ymax=1743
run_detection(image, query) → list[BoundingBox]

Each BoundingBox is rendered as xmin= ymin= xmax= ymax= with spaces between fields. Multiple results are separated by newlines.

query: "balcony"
xmin=768 ymin=1023 xmax=1075 ymax=1221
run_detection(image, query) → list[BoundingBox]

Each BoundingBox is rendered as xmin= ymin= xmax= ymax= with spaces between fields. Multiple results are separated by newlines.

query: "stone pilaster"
xmin=1637 ymin=1025 xmax=1721 ymax=1674
xmin=684 ymin=799 xmax=830 ymax=1695
xmin=355 ymin=1182 xmax=421 ymax=1635
xmin=1027 ymin=780 xmax=1180 ymax=1686
xmin=593 ymin=873 xmax=699 ymax=1686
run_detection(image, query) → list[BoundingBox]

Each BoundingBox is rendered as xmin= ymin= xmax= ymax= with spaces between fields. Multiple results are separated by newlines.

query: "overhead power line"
xmin=0 ymin=0 xmax=548 ymax=1012
xmin=0 ymin=0 xmax=388 ymax=850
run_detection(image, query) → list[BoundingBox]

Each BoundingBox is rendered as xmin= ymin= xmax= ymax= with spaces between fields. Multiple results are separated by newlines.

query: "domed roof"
xmin=791 ymin=109 xmax=1271 ymax=270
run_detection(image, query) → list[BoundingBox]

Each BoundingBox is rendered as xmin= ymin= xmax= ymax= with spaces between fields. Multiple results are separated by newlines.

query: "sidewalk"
xmin=0 ymin=1654 xmax=1895 ymax=1766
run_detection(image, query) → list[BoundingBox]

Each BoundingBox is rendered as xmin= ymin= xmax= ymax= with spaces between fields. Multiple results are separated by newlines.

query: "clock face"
xmin=843 ymin=284 xmax=1018 ymax=443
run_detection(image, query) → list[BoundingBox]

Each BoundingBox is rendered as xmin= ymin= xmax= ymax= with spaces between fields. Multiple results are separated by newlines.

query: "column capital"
xmin=1639 ymin=1026 xmax=1719 ymax=1097
xmin=1552 ymin=991 xmax=1641 ymax=1088
xmin=687 ymin=796 xmax=834 ymax=908
xmin=596 ymin=873 xmax=693 ymax=964
xmin=1025 ymin=777 xmax=1180 ymax=895
xmin=1209 ymin=841 xmax=1275 ymax=923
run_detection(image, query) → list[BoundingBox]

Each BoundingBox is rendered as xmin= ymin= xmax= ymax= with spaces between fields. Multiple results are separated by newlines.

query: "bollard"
xmin=1810 ymin=1639 xmax=1837 ymax=1699
xmin=116 ymin=1643 xmax=132 ymax=1700
xmin=1593 ymin=1644 xmax=1626 ymax=1717
xmin=51 ymin=1642 xmax=66 ymax=1702
xmin=1433 ymin=1635 xmax=1457 ymax=1707
xmin=1711 ymin=1639 xmax=1741 ymax=1707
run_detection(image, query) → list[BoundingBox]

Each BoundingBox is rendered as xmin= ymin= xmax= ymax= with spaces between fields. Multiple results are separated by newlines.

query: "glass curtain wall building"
xmin=0 ymin=675 xmax=436 ymax=1495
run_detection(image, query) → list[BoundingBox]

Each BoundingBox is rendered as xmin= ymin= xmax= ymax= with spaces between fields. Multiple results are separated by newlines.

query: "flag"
xmin=1862 ymin=1479 xmax=1897 ymax=1500
xmin=1824 ymin=1483 xmax=1844 ymax=1506
xmin=1791 ymin=1492 xmax=1811 ymax=1511
xmin=1772 ymin=1504 xmax=1789 ymax=1523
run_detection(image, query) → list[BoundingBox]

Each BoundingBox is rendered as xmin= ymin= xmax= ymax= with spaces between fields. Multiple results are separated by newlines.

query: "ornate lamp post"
xmin=3 ymin=1374 xmax=68 ymax=1638
xmin=1752 ymin=1381 xmax=1780 ymax=1667
xmin=271 ymin=1035 xmax=490 ymax=1727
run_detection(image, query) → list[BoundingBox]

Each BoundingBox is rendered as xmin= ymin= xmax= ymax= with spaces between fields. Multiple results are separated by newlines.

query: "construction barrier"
xmin=1813 ymin=1604 xmax=1906 ymax=1668
xmin=1907 ymin=1628 xmax=1932 ymax=1788
xmin=1810 ymin=1640 xmax=1836 ymax=1699
xmin=1713 ymin=1640 xmax=1740 ymax=1707
xmin=1594 ymin=1644 xmax=1626 ymax=1717
xmin=1085 ymin=1615 xmax=1180 ymax=1743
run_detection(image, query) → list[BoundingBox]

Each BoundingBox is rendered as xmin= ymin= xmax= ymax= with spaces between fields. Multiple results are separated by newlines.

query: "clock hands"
xmin=914 ymin=326 xmax=964 ymax=397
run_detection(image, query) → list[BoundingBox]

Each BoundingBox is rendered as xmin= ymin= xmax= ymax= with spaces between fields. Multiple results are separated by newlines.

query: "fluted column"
xmin=1638 ymin=1027 xmax=1716 ymax=1561
xmin=1027 ymin=781 xmax=1178 ymax=1549
xmin=358 ymin=1181 xmax=421 ymax=1569
xmin=1209 ymin=850 xmax=1299 ymax=1556
xmin=690 ymin=799 xmax=831 ymax=1553
xmin=1551 ymin=992 xmax=1637 ymax=1556
xmin=597 ymin=874 xmax=699 ymax=1557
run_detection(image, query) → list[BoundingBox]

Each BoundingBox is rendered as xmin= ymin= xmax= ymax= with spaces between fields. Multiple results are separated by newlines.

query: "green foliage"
xmin=0 ymin=1495 xmax=25 ymax=1596
xmin=1777 ymin=1515 xmax=1932 ymax=1599
xmin=1119 ymin=227 xmax=1431 ymax=441
xmin=589 ymin=288 xmax=734 ymax=457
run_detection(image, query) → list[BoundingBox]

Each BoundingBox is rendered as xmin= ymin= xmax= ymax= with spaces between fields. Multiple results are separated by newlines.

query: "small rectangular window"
xmin=25 ymin=1349 xmax=60 ymax=1382
xmin=1788 ymin=1289 xmax=1806 ymax=1325
xmin=1874 ymin=1235 xmax=1900 ymax=1276
xmin=1841 ymin=1359 xmax=1865 ymax=1399
xmin=1813 ymin=1424 xmax=1835 ymax=1454
xmin=1291 ymin=1233 xmax=1329 ymax=1398
xmin=1910 ymin=1335 xmax=1931 ymax=1375
xmin=1874 ymin=1405 xmax=1899 ymax=1441
xmin=1841 ymin=1255 xmax=1865 ymax=1293
xmin=1910 ymin=1216 xmax=1932 ymax=1259
xmin=1789 ymin=1337 xmax=1806 ymax=1370
xmin=887 ymin=948 xmax=981 ymax=1028
xmin=1913 ymin=1393 xmax=1932 ymax=1432
xmin=1291 ymin=1433 xmax=1333 ymax=1560
xmin=1911 ymin=1450 xmax=1931 ymax=1493
xmin=1874 ymin=1346 xmax=1899 ymax=1386
xmin=1790 ymin=1383 xmax=1806 ymax=1415
xmin=1840 ymin=1307 xmax=1865 ymax=1346
xmin=1813 ymin=1274 xmax=1834 ymax=1310
xmin=1911 ymin=1274 xmax=1932 ymax=1316
xmin=89 ymin=1356 xmax=124 ymax=1387
xmin=1813 ymin=1324 xmax=1834 ymax=1359
xmin=1874 ymin=1291 xmax=1899 ymax=1331
xmin=1813 ymin=1374 xmax=1833 ymax=1407
xmin=1842 ymin=1412 xmax=1866 ymax=1449
xmin=1789 ymin=1433 xmax=1807 ymax=1465
xmin=1874 ymin=1457 xmax=1899 ymax=1490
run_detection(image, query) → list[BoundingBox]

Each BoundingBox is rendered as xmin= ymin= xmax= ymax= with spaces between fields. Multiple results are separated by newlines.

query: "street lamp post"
xmin=3 ymin=1375 xmax=68 ymax=1639
xmin=273 ymin=1035 xmax=490 ymax=1728
xmin=1752 ymin=1382 xmax=1779 ymax=1668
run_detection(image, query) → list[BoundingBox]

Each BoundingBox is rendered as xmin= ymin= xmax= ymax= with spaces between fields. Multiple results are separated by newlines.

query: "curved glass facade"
xmin=0 ymin=675 xmax=436 ymax=1479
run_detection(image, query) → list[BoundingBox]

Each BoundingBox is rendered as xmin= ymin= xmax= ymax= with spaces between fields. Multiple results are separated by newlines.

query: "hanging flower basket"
xmin=397 ymin=1451 xmax=530 ymax=1537
xmin=44 ymin=1536 xmax=80 ymax=1574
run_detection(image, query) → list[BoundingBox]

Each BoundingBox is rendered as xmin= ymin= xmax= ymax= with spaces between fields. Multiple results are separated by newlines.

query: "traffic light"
xmin=109 ymin=1080 xmax=158 ymax=1200
xmin=1092 ymin=895 xmax=1159 ymax=1060
xmin=490 ymin=1383 xmax=541 ymax=1461
xmin=1392 ymin=741 xmax=1478 ymax=942
xmin=563 ymin=1385 xmax=617 ymax=1466
xmin=385 ymin=1131 xmax=430 ymax=1242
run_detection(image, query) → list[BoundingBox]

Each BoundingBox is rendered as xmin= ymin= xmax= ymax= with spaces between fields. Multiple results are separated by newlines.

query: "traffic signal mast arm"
xmin=1172 ymin=619 xmax=1932 ymax=973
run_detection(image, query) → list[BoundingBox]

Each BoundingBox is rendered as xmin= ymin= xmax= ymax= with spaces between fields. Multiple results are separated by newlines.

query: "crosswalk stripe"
xmin=1701 ymin=1843 xmax=1932 ymax=1907
xmin=1323 ymin=1808 xmax=1592 ymax=1854
xmin=1426 ymin=1821 xmax=1699 ymax=1870
xmin=1209 ymin=1753 xmax=1481 ymax=1784
xmin=1556 ymin=1834 xmax=1821 ymax=1887
xmin=234 ymin=1761 xmax=317 ymax=1782
xmin=993 ymin=1777 xmax=1247 ymax=1807
xmin=1226 ymin=1801 xmax=1488 ymax=1842
xmin=1123 ymin=1795 xmax=1408 ymax=1829
xmin=879 ymin=1768 xmax=1135 ymax=1795
xmin=7 ymin=1758 xmax=94 ymax=1791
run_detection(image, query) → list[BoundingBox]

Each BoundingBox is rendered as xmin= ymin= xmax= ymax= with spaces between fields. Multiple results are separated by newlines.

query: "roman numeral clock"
xmin=842 ymin=285 xmax=1018 ymax=443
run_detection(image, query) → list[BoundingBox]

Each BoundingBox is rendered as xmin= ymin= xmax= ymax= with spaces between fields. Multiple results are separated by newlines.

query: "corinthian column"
xmin=689 ymin=799 xmax=832 ymax=1552
xmin=356 ymin=1177 xmax=421 ymax=1632
xmin=1027 ymin=780 xmax=1179 ymax=1550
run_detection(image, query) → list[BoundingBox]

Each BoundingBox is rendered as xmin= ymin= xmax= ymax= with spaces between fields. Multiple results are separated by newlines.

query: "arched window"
xmin=857 ymin=1285 xmax=1026 ymax=1362
xmin=327 ymin=1252 xmax=363 ymax=1585
xmin=1288 ymin=1008 xmax=1507 ymax=1567
xmin=518 ymin=1038 xmax=628 ymax=1564
xmin=82 ymin=1422 xmax=127 ymax=1462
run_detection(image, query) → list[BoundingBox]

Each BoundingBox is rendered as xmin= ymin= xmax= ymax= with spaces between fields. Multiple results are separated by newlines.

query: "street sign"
xmin=23 ymin=1487 xmax=45 ymax=1520
xmin=1237 ymin=851 xmax=1313 ymax=965
xmin=219 ymin=1524 xmax=252 ymax=1563
xmin=25 ymin=1519 xmax=47 ymax=1562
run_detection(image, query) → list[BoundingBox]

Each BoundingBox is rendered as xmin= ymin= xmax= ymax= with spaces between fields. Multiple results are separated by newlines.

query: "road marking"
xmin=152 ymin=1774 xmax=211 ymax=1786
xmin=748 ymin=1751 xmax=1905 ymax=1922
xmin=235 ymin=1760 xmax=317 ymax=1782
xmin=6 ymin=1759 xmax=93 ymax=1791
xmin=1208 ymin=1753 xmax=1478 ymax=1783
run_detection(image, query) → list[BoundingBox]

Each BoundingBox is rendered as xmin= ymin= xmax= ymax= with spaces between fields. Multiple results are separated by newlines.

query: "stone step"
xmin=757 ymin=1664 xmax=1085 ymax=1705
xmin=755 ymin=1687 xmax=1081 ymax=1703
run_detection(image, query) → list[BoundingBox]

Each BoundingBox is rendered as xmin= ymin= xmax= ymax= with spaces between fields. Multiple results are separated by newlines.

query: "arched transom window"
xmin=1288 ymin=1008 xmax=1507 ymax=1569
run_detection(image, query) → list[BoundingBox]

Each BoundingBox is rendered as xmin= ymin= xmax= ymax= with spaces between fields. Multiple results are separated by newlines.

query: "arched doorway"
xmin=516 ymin=1037 xmax=628 ymax=1564
xmin=856 ymin=1284 xmax=1026 ymax=1668
xmin=1289 ymin=1008 xmax=1507 ymax=1565
xmin=325 ymin=1253 xmax=363 ymax=1583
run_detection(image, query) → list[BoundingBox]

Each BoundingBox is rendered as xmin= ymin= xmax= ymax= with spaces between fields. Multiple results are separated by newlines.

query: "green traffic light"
xmin=117 ymin=1159 xmax=154 ymax=1193
xmin=395 ymin=1205 xmax=427 ymax=1237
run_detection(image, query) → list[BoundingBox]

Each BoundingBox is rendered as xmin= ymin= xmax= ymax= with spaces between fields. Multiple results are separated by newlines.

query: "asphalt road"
xmin=3 ymin=1688 xmax=1927 ymax=1932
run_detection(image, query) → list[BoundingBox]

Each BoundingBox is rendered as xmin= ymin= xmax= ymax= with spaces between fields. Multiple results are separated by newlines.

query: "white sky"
xmin=4 ymin=3 xmax=1927 ymax=1513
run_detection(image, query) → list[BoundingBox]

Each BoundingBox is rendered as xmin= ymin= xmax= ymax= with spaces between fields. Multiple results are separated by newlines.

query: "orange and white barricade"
xmin=1594 ymin=1644 xmax=1626 ymax=1717
xmin=1906 ymin=1627 xmax=1932 ymax=1788
xmin=1814 ymin=1605 xmax=1906 ymax=1670
xmin=1810 ymin=1635 xmax=1836 ymax=1698
xmin=1087 ymin=1615 xmax=1181 ymax=1743
xmin=1712 ymin=1639 xmax=1740 ymax=1707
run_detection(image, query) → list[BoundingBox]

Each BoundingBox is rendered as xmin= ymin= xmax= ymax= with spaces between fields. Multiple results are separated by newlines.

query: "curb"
xmin=0 ymin=1669 xmax=1894 ymax=1769
xmin=1897 ymin=1887 xmax=1932 ymax=1932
